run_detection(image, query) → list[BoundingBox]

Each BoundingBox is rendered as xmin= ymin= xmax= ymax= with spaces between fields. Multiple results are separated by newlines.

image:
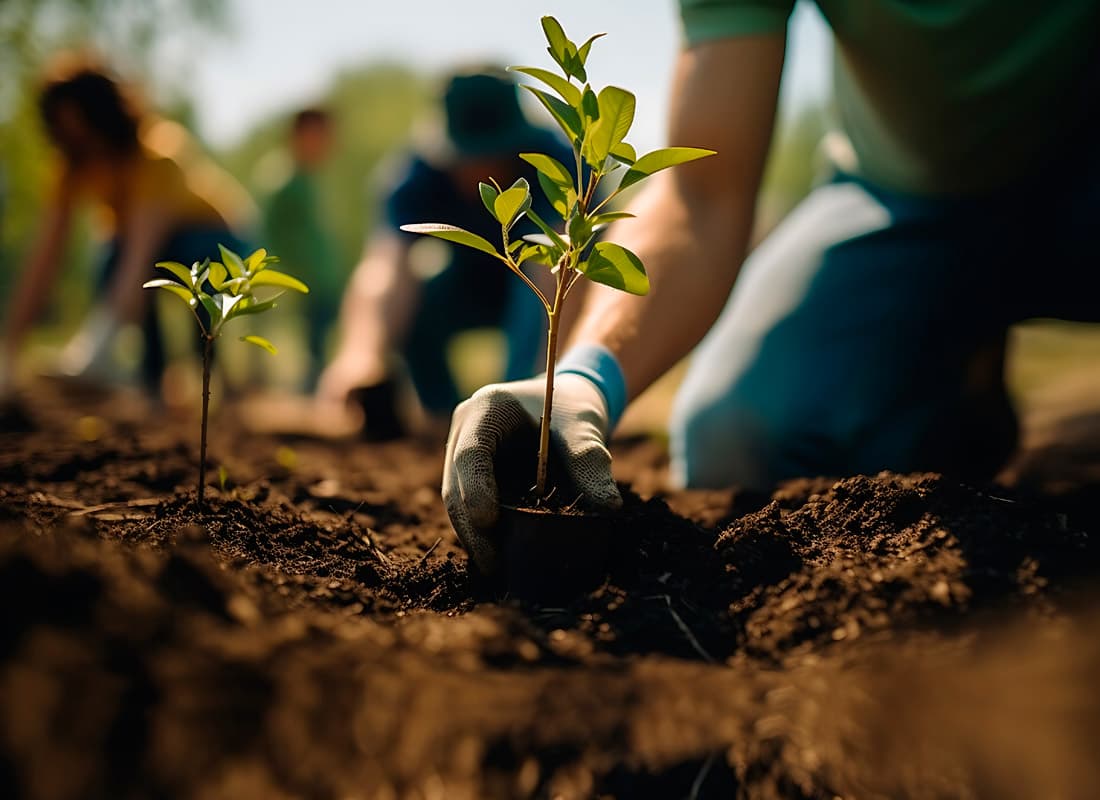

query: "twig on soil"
xmin=647 ymin=594 xmax=716 ymax=664
xmin=335 ymin=502 xmax=391 ymax=565
xmin=416 ymin=537 xmax=443 ymax=567
xmin=688 ymin=753 xmax=717 ymax=800
xmin=67 ymin=498 xmax=161 ymax=517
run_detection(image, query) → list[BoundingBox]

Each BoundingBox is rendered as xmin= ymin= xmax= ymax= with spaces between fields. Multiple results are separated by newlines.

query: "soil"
xmin=1 ymin=378 xmax=1099 ymax=799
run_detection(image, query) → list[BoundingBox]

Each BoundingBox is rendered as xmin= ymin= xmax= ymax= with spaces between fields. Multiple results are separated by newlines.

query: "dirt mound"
xmin=1 ymin=381 xmax=1099 ymax=798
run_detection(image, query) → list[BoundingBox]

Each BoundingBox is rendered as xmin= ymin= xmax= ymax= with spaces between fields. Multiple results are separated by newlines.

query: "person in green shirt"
xmin=436 ymin=0 xmax=1100 ymax=571
xmin=262 ymin=108 xmax=340 ymax=387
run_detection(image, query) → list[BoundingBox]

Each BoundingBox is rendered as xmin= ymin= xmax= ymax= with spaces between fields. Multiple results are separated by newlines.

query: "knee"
xmin=670 ymin=388 xmax=790 ymax=491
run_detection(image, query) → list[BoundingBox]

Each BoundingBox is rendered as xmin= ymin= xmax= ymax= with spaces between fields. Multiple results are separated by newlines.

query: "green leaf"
xmin=517 ymin=243 xmax=557 ymax=267
xmin=580 ymin=86 xmax=599 ymax=125
xmin=227 ymin=295 xmax=281 ymax=319
xmin=250 ymin=270 xmax=310 ymax=294
xmin=580 ymin=241 xmax=649 ymax=295
xmin=599 ymin=87 xmax=635 ymax=145
xmin=154 ymin=261 xmax=194 ymax=288
xmin=584 ymin=86 xmax=635 ymax=168
xmin=208 ymin=261 xmax=228 ymax=291
xmin=540 ymin=16 xmax=570 ymax=71
xmin=194 ymin=260 xmax=212 ymax=289
xmin=610 ymin=141 xmax=637 ymax=165
xmin=478 ymin=182 xmax=499 ymax=218
xmin=537 ymin=171 xmax=571 ymax=217
xmin=243 ymin=248 xmax=268 ymax=274
xmin=563 ymin=43 xmax=586 ymax=82
xmin=519 ymin=152 xmax=573 ymax=188
xmin=196 ymin=292 xmax=222 ymax=329
xmin=219 ymin=292 xmax=244 ymax=320
xmin=493 ymin=179 xmax=531 ymax=228
xmin=576 ymin=33 xmax=606 ymax=66
xmin=524 ymin=207 xmax=569 ymax=252
xmin=221 ymin=276 xmax=251 ymax=296
xmin=521 ymin=86 xmax=583 ymax=143
xmin=399 ymin=223 xmax=502 ymax=260
xmin=590 ymin=211 xmax=636 ymax=226
xmin=143 ymin=279 xmax=194 ymax=305
xmin=219 ymin=244 xmax=245 ymax=278
xmin=240 ymin=334 xmax=277 ymax=355
xmin=618 ymin=146 xmax=717 ymax=191
xmin=509 ymin=66 xmax=580 ymax=106
xmin=568 ymin=213 xmax=592 ymax=248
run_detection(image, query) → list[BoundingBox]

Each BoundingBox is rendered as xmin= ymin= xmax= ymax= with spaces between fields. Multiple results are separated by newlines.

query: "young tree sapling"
xmin=402 ymin=16 xmax=715 ymax=499
xmin=143 ymin=245 xmax=309 ymax=510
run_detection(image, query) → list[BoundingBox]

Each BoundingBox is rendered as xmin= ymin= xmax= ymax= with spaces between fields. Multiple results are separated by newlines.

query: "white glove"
xmin=58 ymin=305 xmax=121 ymax=380
xmin=442 ymin=373 xmax=622 ymax=573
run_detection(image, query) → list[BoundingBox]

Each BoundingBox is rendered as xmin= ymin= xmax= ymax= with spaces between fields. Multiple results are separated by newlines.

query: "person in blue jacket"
xmin=317 ymin=67 xmax=575 ymax=438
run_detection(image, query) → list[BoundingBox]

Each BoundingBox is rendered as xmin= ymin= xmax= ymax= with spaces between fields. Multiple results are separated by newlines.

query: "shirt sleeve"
xmin=382 ymin=156 xmax=445 ymax=239
xmin=679 ymin=0 xmax=796 ymax=45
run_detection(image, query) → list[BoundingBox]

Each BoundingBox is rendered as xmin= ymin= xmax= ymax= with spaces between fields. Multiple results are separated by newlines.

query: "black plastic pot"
xmin=479 ymin=503 xmax=614 ymax=603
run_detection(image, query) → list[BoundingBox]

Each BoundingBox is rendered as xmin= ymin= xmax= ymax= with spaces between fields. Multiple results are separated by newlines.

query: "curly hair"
xmin=38 ymin=58 xmax=142 ymax=158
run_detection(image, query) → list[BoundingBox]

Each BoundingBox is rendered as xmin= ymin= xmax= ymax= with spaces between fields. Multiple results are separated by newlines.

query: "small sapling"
xmin=143 ymin=245 xmax=308 ymax=510
xmin=402 ymin=16 xmax=714 ymax=498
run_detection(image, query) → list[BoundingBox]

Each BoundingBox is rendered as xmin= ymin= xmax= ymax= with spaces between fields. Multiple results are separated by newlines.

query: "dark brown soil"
xmin=1 ymin=379 xmax=1099 ymax=799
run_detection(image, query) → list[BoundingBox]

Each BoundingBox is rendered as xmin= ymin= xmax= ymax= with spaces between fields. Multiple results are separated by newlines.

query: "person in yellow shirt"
xmin=1 ymin=56 xmax=255 ymax=395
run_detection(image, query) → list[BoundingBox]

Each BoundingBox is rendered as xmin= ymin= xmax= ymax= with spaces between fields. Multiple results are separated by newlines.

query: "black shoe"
xmin=349 ymin=380 xmax=406 ymax=442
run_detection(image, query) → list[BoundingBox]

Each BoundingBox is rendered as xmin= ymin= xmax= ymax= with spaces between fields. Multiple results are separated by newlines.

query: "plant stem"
xmin=535 ymin=264 xmax=569 ymax=497
xmin=197 ymin=335 xmax=213 ymax=512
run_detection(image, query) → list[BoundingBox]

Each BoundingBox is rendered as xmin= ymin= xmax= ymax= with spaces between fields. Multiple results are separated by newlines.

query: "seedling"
xmin=402 ymin=16 xmax=714 ymax=498
xmin=143 ymin=245 xmax=309 ymax=510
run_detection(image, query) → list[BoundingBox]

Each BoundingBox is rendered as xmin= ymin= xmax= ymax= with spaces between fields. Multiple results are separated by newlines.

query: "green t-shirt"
xmin=680 ymin=0 xmax=1099 ymax=194
xmin=262 ymin=170 xmax=340 ymax=297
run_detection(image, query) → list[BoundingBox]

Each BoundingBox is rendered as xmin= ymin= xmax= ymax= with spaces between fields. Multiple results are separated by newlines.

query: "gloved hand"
xmin=443 ymin=372 xmax=622 ymax=573
xmin=57 ymin=304 xmax=121 ymax=381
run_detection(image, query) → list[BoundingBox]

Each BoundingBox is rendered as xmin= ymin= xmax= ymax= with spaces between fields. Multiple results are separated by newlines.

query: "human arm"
xmin=567 ymin=33 xmax=785 ymax=399
xmin=315 ymin=232 xmax=417 ymax=405
xmin=53 ymin=200 xmax=173 ymax=378
xmin=3 ymin=175 xmax=77 ymax=363
xmin=102 ymin=204 xmax=173 ymax=322
xmin=442 ymin=34 xmax=786 ymax=571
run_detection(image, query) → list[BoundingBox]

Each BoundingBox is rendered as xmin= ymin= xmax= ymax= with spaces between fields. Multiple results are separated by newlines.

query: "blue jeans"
xmin=670 ymin=163 xmax=1100 ymax=489
xmin=99 ymin=226 xmax=250 ymax=391
xmin=402 ymin=264 xmax=545 ymax=415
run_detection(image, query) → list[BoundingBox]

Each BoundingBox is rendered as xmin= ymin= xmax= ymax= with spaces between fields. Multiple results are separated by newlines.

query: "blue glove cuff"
xmin=556 ymin=344 xmax=627 ymax=432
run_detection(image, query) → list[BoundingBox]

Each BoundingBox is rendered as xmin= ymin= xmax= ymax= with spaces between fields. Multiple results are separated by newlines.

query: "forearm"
xmin=568 ymin=173 xmax=753 ymax=398
xmin=567 ymin=35 xmax=784 ymax=401
xmin=330 ymin=235 xmax=416 ymax=374
xmin=105 ymin=209 xmax=170 ymax=323
xmin=4 ymin=206 xmax=72 ymax=355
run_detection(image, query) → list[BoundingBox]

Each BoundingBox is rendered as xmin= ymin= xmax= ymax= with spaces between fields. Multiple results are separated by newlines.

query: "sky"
xmin=161 ymin=0 xmax=833 ymax=153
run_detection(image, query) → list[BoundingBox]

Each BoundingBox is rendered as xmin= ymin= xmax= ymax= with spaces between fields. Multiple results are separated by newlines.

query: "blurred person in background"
xmin=0 ymin=55 xmax=254 ymax=397
xmin=316 ymin=67 xmax=574 ymax=438
xmin=440 ymin=1 xmax=1100 ymax=569
xmin=261 ymin=107 xmax=340 ymax=389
